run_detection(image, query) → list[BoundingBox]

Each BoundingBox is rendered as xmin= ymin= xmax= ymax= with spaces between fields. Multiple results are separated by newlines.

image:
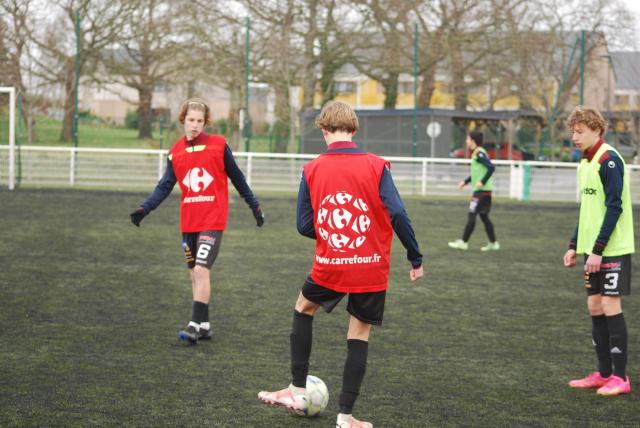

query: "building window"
xmin=154 ymin=81 xmax=169 ymax=93
xmin=335 ymin=81 xmax=356 ymax=94
xmin=615 ymin=94 xmax=630 ymax=106
xmin=398 ymin=81 xmax=414 ymax=95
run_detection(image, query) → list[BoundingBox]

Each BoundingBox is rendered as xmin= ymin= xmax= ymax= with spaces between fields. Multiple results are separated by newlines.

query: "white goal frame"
xmin=1 ymin=87 xmax=16 ymax=190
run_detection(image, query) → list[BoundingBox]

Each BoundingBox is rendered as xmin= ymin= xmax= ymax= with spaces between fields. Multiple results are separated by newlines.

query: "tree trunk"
xmin=320 ymin=60 xmax=339 ymax=105
xmin=273 ymin=84 xmax=290 ymax=153
xmin=381 ymin=72 xmax=399 ymax=110
xmin=138 ymin=84 xmax=153 ymax=139
xmin=59 ymin=59 xmax=75 ymax=142
xmin=417 ymin=66 xmax=436 ymax=108
xmin=301 ymin=0 xmax=318 ymax=111
xmin=450 ymin=47 xmax=468 ymax=110
xmin=227 ymin=82 xmax=242 ymax=150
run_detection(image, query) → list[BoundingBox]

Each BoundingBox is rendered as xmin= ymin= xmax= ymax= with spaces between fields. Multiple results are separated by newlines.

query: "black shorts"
xmin=182 ymin=230 xmax=223 ymax=269
xmin=584 ymin=254 xmax=632 ymax=297
xmin=301 ymin=276 xmax=385 ymax=326
xmin=469 ymin=192 xmax=492 ymax=214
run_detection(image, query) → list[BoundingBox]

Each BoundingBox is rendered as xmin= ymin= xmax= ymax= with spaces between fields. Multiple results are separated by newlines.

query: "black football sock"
xmin=191 ymin=301 xmax=208 ymax=326
xmin=591 ymin=314 xmax=612 ymax=377
xmin=291 ymin=310 xmax=314 ymax=388
xmin=203 ymin=304 xmax=209 ymax=323
xmin=462 ymin=212 xmax=477 ymax=242
xmin=479 ymin=213 xmax=496 ymax=242
xmin=339 ymin=339 xmax=369 ymax=414
xmin=607 ymin=313 xmax=628 ymax=379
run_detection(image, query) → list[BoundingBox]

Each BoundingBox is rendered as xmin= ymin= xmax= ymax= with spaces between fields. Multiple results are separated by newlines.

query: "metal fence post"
xmin=247 ymin=153 xmax=252 ymax=187
xmin=509 ymin=162 xmax=521 ymax=200
xmin=70 ymin=148 xmax=76 ymax=185
xmin=421 ymin=159 xmax=427 ymax=196
xmin=522 ymin=163 xmax=531 ymax=201
xmin=158 ymin=152 xmax=164 ymax=180
xmin=8 ymin=87 xmax=15 ymax=190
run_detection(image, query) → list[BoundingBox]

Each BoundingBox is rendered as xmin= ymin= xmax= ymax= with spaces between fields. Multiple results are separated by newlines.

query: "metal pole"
xmin=497 ymin=121 xmax=502 ymax=160
xmin=244 ymin=16 xmax=251 ymax=152
xmin=430 ymin=110 xmax=435 ymax=158
xmin=579 ymin=30 xmax=586 ymax=105
xmin=17 ymin=90 xmax=22 ymax=185
xmin=159 ymin=116 xmax=165 ymax=150
xmin=8 ymin=87 xmax=15 ymax=190
xmin=412 ymin=22 xmax=418 ymax=157
xmin=73 ymin=10 xmax=80 ymax=148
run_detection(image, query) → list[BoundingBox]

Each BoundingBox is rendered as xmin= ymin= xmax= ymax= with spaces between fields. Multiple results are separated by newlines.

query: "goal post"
xmin=0 ymin=87 xmax=16 ymax=190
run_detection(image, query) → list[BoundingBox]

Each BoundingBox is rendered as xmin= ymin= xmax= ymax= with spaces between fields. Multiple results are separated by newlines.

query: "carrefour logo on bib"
xmin=317 ymin=191 xmax=372 ymax=253
xmin=182 ymin=167 xmax=214 ymax=192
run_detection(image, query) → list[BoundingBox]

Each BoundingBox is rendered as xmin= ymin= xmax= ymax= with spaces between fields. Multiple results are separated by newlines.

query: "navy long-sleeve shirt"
xmin=140 ymin=144 xmax=259 ymax=213
xmin=296 ymin=144 xmax=423 ymax=268
xmin=569 ymin=148 xmax=625 ymax=255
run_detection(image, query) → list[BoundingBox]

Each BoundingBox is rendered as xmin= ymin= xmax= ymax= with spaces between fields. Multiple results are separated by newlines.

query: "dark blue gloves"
xmin=252 ymin=206 xmax=264 ymax=227
xmin=130 ymin=207 xmax=147 ymax=227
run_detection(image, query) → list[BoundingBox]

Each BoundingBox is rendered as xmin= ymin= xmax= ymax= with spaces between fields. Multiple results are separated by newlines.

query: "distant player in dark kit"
xmin=563 ymin=106 xmax=635 ymax=396
xmin=257 ymin=101 xmax=424 ymax=428
xmin=448 ymin=131 xmax=499 ymax=251
xmin=129 ymin=98 xmax=264 ymax=345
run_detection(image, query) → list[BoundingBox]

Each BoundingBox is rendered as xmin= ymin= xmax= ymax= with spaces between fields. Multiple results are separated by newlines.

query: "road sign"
xmin=426 ymin=121 xmax=441 ymax=138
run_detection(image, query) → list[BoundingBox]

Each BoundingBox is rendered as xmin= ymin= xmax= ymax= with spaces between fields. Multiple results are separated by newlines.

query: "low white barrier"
xmin=1 ymin=145 xmax=639 ymax=203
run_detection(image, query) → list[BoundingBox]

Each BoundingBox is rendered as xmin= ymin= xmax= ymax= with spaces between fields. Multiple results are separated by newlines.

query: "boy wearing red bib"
xmin=130 ymin=99 xmax=263 ymax=345
xmin=258 ymin=101 xmax=423 ymax=428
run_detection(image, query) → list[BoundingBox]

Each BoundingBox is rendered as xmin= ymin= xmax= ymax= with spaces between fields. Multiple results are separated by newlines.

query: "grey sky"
xmin=621 ymin=0 xmax=640 ymax=49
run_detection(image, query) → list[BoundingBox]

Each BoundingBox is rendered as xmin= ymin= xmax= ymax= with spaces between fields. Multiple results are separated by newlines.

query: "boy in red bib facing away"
xmin=130 ymin=99 xmax=264 ymax=345
xmin=258 ymin=101 xmax=423 ymax=428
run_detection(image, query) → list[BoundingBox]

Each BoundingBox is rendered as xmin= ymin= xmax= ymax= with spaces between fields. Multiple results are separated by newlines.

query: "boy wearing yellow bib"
xmin=563 ymin=106 xmax=634 ymax=396
xmin=448 ymin=131 xmax=499 ymax=251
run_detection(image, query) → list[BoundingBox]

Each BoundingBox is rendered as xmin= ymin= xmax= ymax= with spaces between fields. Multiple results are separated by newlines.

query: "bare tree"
xmin=499 ymin=0 xmax=637 ymax=158
xmin=183 ymin=2 xmax=249 ymax=148
xmin=0 ymin=0 xmax=36 ymax=143
xmin=411 ymin=7 xmax=446 ymax=108
xmin=301 ymin=0 xmax=319 ymax=111
xmin=348 ymin=0 xmax=419 ymax=109
xmin=27 ymin=0 xmax=131 ymax=142
xmin=239 ymin=0 xmax=308 ymax=152
xmin=100 ymin=0 xmax=189 ymax=139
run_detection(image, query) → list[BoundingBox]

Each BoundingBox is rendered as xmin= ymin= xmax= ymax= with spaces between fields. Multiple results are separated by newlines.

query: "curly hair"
xmin=314 ymin=100 xmax=359 ymax=133
xmin=178 ymin=98 xmax=211 ymax=125
xmin=566 ymin=106 xmax=607 ymax=136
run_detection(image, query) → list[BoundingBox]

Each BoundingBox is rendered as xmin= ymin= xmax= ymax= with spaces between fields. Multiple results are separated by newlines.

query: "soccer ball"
xmin=316 ymin=191 xmax=371 ymax=253
xmin=305 ymin=375 xmax=329 ymax=417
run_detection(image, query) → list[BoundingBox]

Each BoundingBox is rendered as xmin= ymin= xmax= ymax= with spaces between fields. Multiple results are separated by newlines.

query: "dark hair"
xmin=469 ymin=131 xmax=483 ymax=146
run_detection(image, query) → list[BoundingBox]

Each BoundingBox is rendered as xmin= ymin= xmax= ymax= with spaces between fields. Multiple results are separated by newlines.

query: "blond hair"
xmin=178 ymin=98 xmax=211 ymax=125
xmin=314 ymin=101 xmax=359 ymax=133
xmin=566 ymin=106 xmax=607 ymax=136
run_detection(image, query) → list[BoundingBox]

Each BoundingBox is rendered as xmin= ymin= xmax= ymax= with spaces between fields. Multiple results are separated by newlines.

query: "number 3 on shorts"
xmin=197 ymin=243 xmax=212 ymax=260
xmin=604 ymin=272 xmax=619 ymax=290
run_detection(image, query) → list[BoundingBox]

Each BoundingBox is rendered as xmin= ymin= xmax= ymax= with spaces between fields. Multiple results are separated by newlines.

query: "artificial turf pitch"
xmin=1 ymin=188 xmax=639 ymax=427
